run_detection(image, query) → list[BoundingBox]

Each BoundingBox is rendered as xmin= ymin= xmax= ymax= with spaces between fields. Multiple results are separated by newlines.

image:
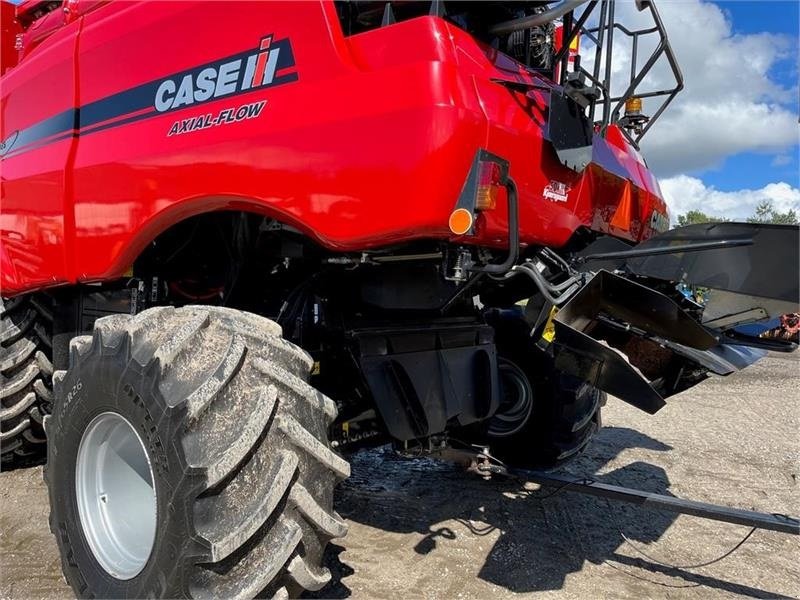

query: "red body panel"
xmin=1 ymin=6 xmax=76 ymax=292
xmin=1 ymin=0 xmax=667 ymax=296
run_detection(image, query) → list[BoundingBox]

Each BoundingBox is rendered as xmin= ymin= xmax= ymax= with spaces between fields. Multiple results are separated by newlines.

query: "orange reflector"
xmin=448 ymin=208 xmax=473 ymax=235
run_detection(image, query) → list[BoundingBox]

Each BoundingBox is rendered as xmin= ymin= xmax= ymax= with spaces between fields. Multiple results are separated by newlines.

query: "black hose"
xmin=489 ymin=0 xmax=590 ymax=36
xmin=492 ymin=262 xmax=580 ymax=306
xmin=516 ymin=267 xmax=579 ymax=306
xmin=516 ymin=262 xmax=580 ymax=293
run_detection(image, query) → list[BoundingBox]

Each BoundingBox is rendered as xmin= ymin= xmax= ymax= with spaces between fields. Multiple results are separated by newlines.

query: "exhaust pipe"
xmin=489 ymin=0 xmax=590 ymax=36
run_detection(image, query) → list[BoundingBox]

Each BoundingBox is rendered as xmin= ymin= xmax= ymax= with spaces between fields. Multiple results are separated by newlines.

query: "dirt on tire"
xmin=45 ymin=305 xmax=348 ymax=598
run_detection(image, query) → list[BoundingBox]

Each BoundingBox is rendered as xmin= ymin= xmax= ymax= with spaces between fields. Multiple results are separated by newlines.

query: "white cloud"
xmin=771 ymin=153 xmax=794 ymax=167
xmin=583 ymin=0 xmax=799 ymax=177
xmin=659 ymin=175 xmax=800 ymax=222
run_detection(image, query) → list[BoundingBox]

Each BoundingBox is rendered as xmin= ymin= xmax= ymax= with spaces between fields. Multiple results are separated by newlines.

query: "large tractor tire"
xmin=45 ymin=306 xmax=349 ymax=599
xmin=483 ymin=308 xmax=604 ymax=470
xmin=1 ymin=296 xmax=52 ymax=466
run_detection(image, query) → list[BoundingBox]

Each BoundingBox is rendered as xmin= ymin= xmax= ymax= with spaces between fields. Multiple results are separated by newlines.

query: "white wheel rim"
xmin=75 ymin=411 xmax=157 ymax=579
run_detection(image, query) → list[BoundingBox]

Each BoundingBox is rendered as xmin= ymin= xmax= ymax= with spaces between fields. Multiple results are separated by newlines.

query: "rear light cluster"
xmin=475 ymin=161 xmax=503 ymax=211
xmin=448 ymin=151 xmax=509 ymax=236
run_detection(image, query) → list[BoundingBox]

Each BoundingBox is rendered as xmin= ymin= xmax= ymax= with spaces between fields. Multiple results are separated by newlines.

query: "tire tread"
xmin=48 ymin=305 xmax=346 ymax=599
xmin=1 ymin=296 xmax=52 ymax=465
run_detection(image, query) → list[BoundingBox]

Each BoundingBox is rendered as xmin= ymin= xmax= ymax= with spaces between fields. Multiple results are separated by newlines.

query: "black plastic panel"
xmin=355 ymin=324 xmax=499 ymax=441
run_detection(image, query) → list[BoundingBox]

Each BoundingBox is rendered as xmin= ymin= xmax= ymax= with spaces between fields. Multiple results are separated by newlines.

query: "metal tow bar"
xmin=490 ymin=466 xmax=800 ymax=535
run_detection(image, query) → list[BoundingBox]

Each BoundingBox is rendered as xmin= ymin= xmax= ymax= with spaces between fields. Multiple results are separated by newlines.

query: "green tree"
xmin=746 ymin=200 xmax=799 ymax=225
xmin=675 ymin=201 xmax=798 ymax=228
xmin=676 ymin=210 xmax=728 ymax=227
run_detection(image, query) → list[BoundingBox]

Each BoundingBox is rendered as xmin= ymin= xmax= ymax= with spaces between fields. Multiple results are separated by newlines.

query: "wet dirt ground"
xmin=2 ymin=352 xmax=798 ymax=599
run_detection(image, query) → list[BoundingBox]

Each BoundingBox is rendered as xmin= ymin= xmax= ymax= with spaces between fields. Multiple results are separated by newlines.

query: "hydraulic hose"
xmin=516 ymin=262 xmax=580 ymax=294
xmin=489 ymin=0 xmax=590 ymax=36
xmin=509 ymin=264 xmax=581 ymax=306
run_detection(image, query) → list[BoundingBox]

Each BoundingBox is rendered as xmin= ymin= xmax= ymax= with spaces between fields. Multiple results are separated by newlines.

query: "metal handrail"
xmin=574 ymin=0 xmax=684 ymax=145
xmin=501 ymin=0 xmax=683 ymax=147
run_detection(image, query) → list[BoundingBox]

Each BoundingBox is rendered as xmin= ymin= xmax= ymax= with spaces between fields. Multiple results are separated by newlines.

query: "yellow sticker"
xmin=542 ymin=306 xmax=558 ymax=343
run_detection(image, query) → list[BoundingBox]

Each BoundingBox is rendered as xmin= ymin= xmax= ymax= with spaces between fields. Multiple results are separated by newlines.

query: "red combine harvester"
xmin=1 ymin=1 xmax=798 ymax=597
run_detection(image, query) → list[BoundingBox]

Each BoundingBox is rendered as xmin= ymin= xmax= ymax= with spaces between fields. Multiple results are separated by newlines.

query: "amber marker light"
xmin=475 ymin=161 xmax=502 ymax=211
xmin=448 ymin=208 xmax=474 ymax=235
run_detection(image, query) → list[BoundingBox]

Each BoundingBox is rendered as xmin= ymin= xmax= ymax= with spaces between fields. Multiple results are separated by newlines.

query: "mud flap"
xmin=549 ymin=270 xmax=764 ymax=414
xmin=354 ymin=325 xmax=500 ymax=442
xmin=546 ymin=90 xmax=594 ymax=172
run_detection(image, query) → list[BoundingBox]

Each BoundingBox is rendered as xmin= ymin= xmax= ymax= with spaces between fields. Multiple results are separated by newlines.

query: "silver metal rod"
xmin=505 ymin=469 xmax=800 ymax=535
xmin=602 ymin=0 xmax=616 ymax=125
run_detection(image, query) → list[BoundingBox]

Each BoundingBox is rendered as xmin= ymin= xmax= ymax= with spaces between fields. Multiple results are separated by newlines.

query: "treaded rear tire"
xmin=485 ymin=308 xmax=604 ymax=470
xmin=1 ymin=296 xmax=53 ymax=466
xmin=45 ymin=305 xmax=348 ymax=598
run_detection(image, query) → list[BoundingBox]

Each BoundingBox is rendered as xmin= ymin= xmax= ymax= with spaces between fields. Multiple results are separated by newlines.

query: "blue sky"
xmin=695 ymin=1 xmax=799 ymax=193
xmin=630 ymin=0 xmax=800 ymax=219
xmin=700 ymin=148 xmax=798 ymax=192
xmin=724 ymin=1 xmax=799 ymax=36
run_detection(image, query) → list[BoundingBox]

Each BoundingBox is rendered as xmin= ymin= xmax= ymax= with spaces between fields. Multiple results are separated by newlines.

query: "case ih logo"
xmin=154 ymin=35 xmax=296 ymax=113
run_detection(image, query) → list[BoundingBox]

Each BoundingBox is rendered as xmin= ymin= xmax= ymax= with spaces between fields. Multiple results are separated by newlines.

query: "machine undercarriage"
xmin=21 ymin=212 xmax=797 ymax=462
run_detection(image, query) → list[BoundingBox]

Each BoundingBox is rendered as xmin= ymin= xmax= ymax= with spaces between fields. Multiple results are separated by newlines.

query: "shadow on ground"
xmin=307 ymin=426 xmax=790 ymax=599
xmin=0 ymin=453 xmax=46 ymax=472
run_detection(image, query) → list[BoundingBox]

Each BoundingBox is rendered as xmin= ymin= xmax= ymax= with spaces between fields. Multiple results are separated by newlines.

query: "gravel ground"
xmin=1 ymin=352 xmax=798 ymax=599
